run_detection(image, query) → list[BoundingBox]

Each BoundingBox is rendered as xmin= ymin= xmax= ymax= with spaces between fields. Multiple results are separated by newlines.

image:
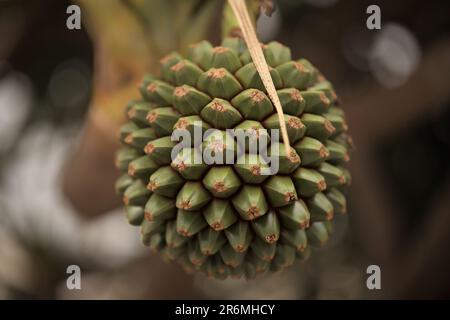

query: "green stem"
xmin=221 ymin=0 xmax=261 ymax=39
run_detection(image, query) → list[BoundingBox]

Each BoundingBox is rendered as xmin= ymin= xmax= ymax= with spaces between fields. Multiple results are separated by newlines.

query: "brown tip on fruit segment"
xmin=128 ymin=165 xmax=136 ymax=176
xmin=144 ymin=143 xmax=155 ymax=154
xmin=344 ymin=153 xmax=350 ymax=162
xmin=324 ymin=120 xmax=336 ymax=135
xmin=213 ymin=181 xmax=227 ymax=193
xmin=211 ymin=101 xmax=225 ymax=112
xmin=319 ymin=93 xmax=330 ymax=106
xmin=208 ymin=68 xmax=226 ymax=79
xmin=265 ymin=234 xmax=278 ymax=243
xmin=339 ymin=175 xmax=347 ymax=185
xmin=248 ymin=127 xmax=261 ymax=139
xmin=173 ymin=161 xmax=186 ymax=172
xmin=287 ymin=117 xmax=303 ymax=129
xmin=318 ymin=180 xmax=327 ymax=191
xmin=144 ymin=211 xmax=153 ymax=221
xmin=174 ymin=86 xmax=188 ymax=97
xmin=209 ymin=140 xmax=225 ymax=153
xmin=288 ymin=151 xmax=300 ymax=164
xmin=250 ymin=90 xmax=265 ymax=103
xmin=291 ymin=89 xmax=303 ymax=102
xmin=250 ymin=165 xmax=261 ymax=176
xmin=178 ymin=228 xmax=190 ymax=237
xmin=191 ymin=259 xmax=201 ymax=266
xmin=235 ymin=244 xmax=245 ymax=252
xmin=343 ymin=121 xmax=349 ymax=132
xmin=124 ymin=134 xmax=133 ymax=144
xmin=285 ymin=192 xmax=296 ymax=202
xmin=170 ymin=61 xmax=185 ymax=72
xmin=147 ymin=83 xmax=157 ymax=93
xmin=147 ymin=181 xmax=158 ymax=191
xmin=212 ymin=222 xmax=223 ymax=231
xmin=319 ymin=146 xmax=329 ymax=158
xmin=127 ymin=108 xmax=136 ymax=119
xmin=175 ymin=118 xmax=189 ymax=130
xmin=147 ymin=111 xmax=157 ymax=123
xmin=247 ymin=206 xmax=260 ymax=219
xmin=300 ymin=220 xmax=310 ymax=229
xmin=326 ymin=211 xmax=334 ymax=221
xmin=332 ymin=91 xmax=339 ymax=102
xmin=123 ymin=196 xmax=130 ymax=206
xmin=179 ymin=200 xmax=191 ymax=210
xmin=213 ymin=46 xmax=229 ymax=54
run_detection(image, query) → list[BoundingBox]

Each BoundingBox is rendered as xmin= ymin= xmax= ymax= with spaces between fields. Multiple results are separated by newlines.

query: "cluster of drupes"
xmin=115 ymin=38 xmax=352 ymax=279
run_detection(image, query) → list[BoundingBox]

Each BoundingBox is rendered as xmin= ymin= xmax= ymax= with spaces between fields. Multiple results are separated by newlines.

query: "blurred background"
xmin=0 ymin=0 xmax=449 ymax=299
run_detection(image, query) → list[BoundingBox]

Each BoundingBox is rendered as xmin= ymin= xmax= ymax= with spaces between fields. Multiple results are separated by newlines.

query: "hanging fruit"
xmin=115 ymin=0 xmax=352 ymax=279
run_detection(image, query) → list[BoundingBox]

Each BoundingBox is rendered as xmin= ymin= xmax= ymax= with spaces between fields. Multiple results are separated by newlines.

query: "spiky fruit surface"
xmin=116 ymin=38 xmax=352 ymax=279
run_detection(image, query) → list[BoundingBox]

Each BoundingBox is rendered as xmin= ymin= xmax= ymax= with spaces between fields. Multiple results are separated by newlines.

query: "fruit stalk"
xmin=226 ymin=0 xmax=292 ymax=155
